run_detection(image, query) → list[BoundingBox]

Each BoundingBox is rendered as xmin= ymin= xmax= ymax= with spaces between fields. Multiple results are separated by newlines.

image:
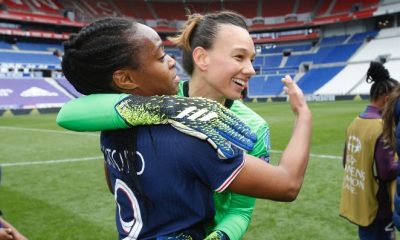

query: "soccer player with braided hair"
xmin=340 ymin=61 xmax=398 ymax=240
xmin=58 ymin=16 xmax=311 ymax=240
xmin=59 ymin=11 xmax=270 ymax=239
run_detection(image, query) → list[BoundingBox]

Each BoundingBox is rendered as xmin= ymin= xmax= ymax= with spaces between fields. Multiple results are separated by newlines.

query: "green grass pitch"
xmin=0 ymin=100 xmax=380 ymax=239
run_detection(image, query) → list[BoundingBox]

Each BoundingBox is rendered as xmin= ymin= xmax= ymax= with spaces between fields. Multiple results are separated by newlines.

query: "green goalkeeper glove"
xmin=57 ymin=94 xmax=256 ymax=159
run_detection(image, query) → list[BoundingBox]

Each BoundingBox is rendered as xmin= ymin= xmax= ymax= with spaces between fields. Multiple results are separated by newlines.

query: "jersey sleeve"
xmin=177 ymin=134 xmax=245 ymax=193
xmin=212 ymin=193 xmax=255 ymax=240
xmin=57 ymin=94 xmax=129 ymax=131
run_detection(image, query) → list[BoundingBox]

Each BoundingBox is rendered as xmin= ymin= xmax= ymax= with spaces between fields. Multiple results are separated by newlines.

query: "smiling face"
xmin=126 ymin=23 xmax=180 ymax=96
xmin=194 ymin=24 xmax=256 ymax=101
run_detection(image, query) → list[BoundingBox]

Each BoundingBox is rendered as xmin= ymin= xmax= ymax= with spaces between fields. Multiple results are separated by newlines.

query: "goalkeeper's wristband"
xmin=205 ymin=230 xmax=229 ymax=240
xmin=115 ymin=94 xmax=167 ymax=126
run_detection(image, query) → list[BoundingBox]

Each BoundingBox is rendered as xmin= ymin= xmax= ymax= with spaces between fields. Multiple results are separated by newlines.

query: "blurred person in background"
xmin=382 ymin=81 xmax=400 ymax=232
xmin=340 ymin=61 xmax=398 ymax=240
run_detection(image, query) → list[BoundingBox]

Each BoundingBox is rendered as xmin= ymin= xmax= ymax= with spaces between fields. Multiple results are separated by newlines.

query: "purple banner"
xmin=0 ymin=78 xmax=73 ymax=109
xmin=55 ymin=78 xmax=83 ymax=98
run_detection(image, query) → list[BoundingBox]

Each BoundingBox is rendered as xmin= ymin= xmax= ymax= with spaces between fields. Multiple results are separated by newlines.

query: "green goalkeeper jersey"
xmin=178 ymin=81 xmax=270 ymax=240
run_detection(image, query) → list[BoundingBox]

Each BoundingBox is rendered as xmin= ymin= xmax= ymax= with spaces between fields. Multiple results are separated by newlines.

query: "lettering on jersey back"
xmin=101 ymin=146 xmax=145 ymax=175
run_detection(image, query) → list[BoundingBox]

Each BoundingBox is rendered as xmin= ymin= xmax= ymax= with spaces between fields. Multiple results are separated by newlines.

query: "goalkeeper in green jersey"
xmin=170 ymin=11 xmax=270 ymax=239
xmin=58 ymin=11 xmax=271 ymax=240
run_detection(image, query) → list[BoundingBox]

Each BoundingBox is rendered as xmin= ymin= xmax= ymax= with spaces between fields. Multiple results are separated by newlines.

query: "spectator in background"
xmin=340 ymin=61 xmax=398 ymax=240
xmin=382 ymin=82 xmax=400 ymax=231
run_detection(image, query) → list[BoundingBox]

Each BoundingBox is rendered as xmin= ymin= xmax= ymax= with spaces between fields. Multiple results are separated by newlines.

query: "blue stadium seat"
xmin=285 ymin=53 xmax=315 ymax=67
xmin=264 ymin=55 xmax=282 ymax=68
xmin=347 ymin=30 xmax=379 ymax=43
xmin=261 ymin=43 xmax=312 ymax=54
xmin=0 ymin=52 xmax=61 ymax=64
xmin=16 ymin=42 xmax=63 ymax=52
xmin=296 ymin=66 xmax=344 ymax=94
xmin=248 ymin=74 xmax=289 ymax=97
xmin=0 ymin=40 xmax=13 ymax=50
xmin=320 ymin=35 xmax=349 ymax=46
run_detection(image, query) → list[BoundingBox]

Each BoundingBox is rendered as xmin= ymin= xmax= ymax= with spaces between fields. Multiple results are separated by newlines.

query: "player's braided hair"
xmin=63 ymin=17 xmax=147 ymax=200
xmin=382 ymin=85 xmax=400 ymax=150
xmin=367 ymin=61 xmax=398 ymax=101
xmin=371 ymin=61 xmax=398 ymax=149
xmin=168 ymin=11 xmax=248 ymax=76
xmin=62 ymin=17 xmax=141 ymax=95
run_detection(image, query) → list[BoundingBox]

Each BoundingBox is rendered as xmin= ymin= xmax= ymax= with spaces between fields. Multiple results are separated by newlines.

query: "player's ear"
xmin=112 ymin=69 xmax=138 ymax=91
xmin=192 ymin=46 xmax=209 ymax=71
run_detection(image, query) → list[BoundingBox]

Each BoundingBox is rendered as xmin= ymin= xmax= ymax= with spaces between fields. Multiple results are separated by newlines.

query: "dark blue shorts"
xmin=358 ymin=218 xmax=395 ymax=240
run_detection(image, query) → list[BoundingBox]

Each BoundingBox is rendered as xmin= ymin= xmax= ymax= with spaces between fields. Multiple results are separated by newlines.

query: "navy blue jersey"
xmin=101 ymin=125 xmax=244 ymax=239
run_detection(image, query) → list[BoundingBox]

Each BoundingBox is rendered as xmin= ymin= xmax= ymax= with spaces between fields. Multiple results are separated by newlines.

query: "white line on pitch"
xmin=270 ymin=150 xmax=341 ymax=160
xmin=0 ymin=127 xmax=343 ymax=160
xmin=1 ymin=156 xmax=103 ymax=167
xmin=0 ymin=126 xmax=99 ymax=136
xmin=1 ymin=151 xmax=341 ymax=168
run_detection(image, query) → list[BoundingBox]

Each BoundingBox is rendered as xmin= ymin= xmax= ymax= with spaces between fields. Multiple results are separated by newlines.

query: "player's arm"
xmin=209 ymin=194 xmax=255 ymax=240
xmin=208 ymin=133 xmax=268 ymax=240
xmin=57 ymin=94 xmax=129 ymax=131
xmin=209 ymin=146 xmax=269 ymax=239
xmin=228 ymin=75 xmax=312 ymax=201
xmin=0 ymin=217 xmax=27 ymax=240
xmin=57 ymin=94 xmax=257 ymax=159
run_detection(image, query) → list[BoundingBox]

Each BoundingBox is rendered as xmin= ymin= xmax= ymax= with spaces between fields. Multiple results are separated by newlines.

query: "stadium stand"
xmin=0 ymin=0 xmax=399 ymax=114
xmin=225 ymin=0 xmax=258 ymax=18
xmin=0 ymin=40 xmax=12 ymax=49
xmin=248 ymin=74 xmax=295 ymax=97
xmin=261 ymin=0 xmax=296 ymax=17
xmin=297 ymin=0 xmax=320 ymax=14
xmin=15 ymin=41 xmax=63 ymax=52
xmin=0 ymin=52 xmax=61 ymax=67
xmin=296 ymin=66 xmax=345 ymax=94
xmin=315 ymin=63 xmax=371 ymax=95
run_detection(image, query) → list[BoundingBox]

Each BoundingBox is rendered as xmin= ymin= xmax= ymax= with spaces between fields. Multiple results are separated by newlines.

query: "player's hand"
xmin=281 ymin=75 xmax=308 ymax=116
xmin=0 ymin=228 xmax=13 ymax=240
xmin=203 ymin=230 xmax=229 ymax=240
xmin=10 ymin=231 xmax=27 ymax=240
xmin=116 ymin=95 xmax=257 ymax=159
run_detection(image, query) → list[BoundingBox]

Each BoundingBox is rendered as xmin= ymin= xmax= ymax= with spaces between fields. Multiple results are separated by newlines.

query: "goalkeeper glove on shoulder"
xmin=116 ymin=94 xmax=256 ymax=159
xmin=57 ymin=93 xmax=257 ymax=159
